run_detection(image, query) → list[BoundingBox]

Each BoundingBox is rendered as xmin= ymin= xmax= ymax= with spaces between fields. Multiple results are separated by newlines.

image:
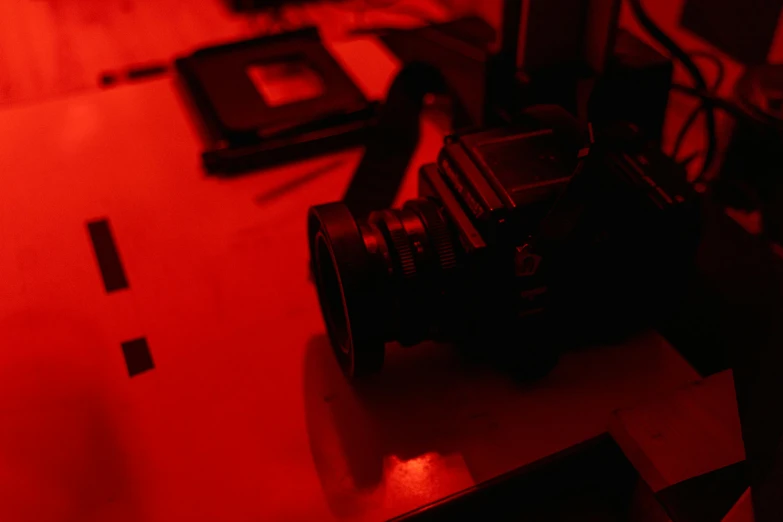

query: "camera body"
xmin=309 ymin=107 xmax=698 ymax=378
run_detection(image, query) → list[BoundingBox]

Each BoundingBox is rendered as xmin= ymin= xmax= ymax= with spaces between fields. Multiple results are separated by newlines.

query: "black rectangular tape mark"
xmin=87 ymin=219 xmax=129 ymax=293
xmin=121 ymin=338 xmax=155 ymax=377
xmin=126 ymin=64 xmax=169 ymax=81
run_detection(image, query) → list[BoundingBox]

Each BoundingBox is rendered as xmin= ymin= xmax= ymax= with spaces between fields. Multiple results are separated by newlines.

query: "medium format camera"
xmin=308 ymin=106 xmax=698 ymax=379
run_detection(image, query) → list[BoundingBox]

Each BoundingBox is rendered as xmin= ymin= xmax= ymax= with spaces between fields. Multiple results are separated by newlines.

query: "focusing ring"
xmin=370 ymin=209 xmax=434 ymax=346
xmin=369 ymin=210 xmax=417 ymax=279
xmin=403 ymin=199 xmax=457 ymax=273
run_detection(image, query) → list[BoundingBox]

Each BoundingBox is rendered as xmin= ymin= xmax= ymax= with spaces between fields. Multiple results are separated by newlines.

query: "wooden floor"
xmin=0 ymin=0 xmax=451 ymax=106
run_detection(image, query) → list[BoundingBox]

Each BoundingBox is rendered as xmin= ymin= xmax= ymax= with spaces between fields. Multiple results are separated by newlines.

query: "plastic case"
xmin=175 ymin=28 xmax=378 ymax=175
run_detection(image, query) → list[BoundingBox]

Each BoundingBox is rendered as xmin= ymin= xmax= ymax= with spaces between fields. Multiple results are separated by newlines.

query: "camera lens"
xmin=308 ymin=203 xmax=385 ymax=377
xmin=308 ymin=199 xmax=458 ymax=377
xmin=314 ymin=235 xmax=350 ymax=354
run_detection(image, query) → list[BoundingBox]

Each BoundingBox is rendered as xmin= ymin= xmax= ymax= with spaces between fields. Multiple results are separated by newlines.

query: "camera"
xmin=308 ymin=106 xmax=699 ymax=379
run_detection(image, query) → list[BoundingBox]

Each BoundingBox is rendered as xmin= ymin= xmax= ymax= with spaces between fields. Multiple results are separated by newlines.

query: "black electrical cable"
xmin=671 ymin=52 xmax=725 ymax=161
xmin=678 ymin=150 xmax=702 ymax=170
xmin=690 ymin=51 xmax=725 ymax=93
xmin=628 ymin=0 xmax=717 ymax=180
xmin=670 ymin=84 xmax=746 ymax=119
xmin=337 ymin=0 xmax=438 ymax=25
xmin=671 ymin=107 xmax=703 ymax=161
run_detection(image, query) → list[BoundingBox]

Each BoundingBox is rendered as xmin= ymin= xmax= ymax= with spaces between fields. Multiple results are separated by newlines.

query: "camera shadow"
xmin=302 ymin=334 xmax=521 ymax=518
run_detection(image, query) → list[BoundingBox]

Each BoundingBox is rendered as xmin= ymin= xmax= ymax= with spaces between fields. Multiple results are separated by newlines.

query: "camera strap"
xmin=343 ymin=62 xmax=449 ymax=219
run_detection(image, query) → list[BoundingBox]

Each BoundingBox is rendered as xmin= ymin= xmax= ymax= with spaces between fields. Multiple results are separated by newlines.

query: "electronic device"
xmin=589 ymin=28 xmax=673 ymax=143
xmin=305 ymin=1 xmax=783 ymax=519
xmin=309 ymin=106 xmax=698 ymax=378
xmin=491 ymin=0 xmax=622 ymax=122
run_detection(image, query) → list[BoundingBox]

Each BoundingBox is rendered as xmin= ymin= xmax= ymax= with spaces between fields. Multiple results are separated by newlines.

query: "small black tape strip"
xmin=87 ymin=219 xmax=129 ymax=293
xmin=126 ymin=64 xmax=169 ymax=81
xmin=121 ymin=338 xmax=155 ymax=377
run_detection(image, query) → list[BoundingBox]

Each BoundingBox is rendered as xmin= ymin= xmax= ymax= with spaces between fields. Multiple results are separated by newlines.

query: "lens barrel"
xmin=308 ymin=199 xmax=457 ymax=377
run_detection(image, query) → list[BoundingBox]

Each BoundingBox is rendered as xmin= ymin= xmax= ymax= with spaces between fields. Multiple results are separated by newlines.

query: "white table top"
xmin=0 ymin=36 xmax=700 ymax=522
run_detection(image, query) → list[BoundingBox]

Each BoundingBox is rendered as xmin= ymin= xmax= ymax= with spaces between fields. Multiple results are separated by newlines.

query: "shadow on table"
xmin=302 ymin=334 xmax=528 ymax=518
xmin=0 ymin=310 xmax=144 ymax=522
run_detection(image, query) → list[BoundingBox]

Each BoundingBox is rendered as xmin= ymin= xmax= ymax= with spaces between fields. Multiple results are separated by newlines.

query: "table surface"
xmin=12 ymin=1 xmax=781 ymax=516
xmin=0 ymin=0 xmax=454 ymax=106
xmin=611 ymin=370 xmax=745 ymax=494
xmin=0 ymin=30 xmax=710 ymax=521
